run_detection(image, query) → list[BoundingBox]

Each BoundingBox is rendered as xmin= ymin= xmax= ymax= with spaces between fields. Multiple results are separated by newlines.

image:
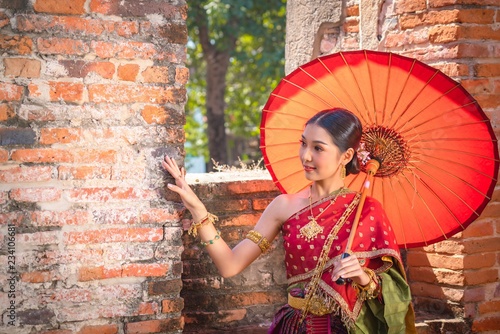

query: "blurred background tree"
xmin=185 ymin=0 xmax=286 ymax=172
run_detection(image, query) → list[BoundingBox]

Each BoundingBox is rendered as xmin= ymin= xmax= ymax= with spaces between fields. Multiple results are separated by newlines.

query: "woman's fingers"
xmin=332 ymin=255 xmax=364 ymax=281
xmin=162 ymin=156 xmax=185 ymax=182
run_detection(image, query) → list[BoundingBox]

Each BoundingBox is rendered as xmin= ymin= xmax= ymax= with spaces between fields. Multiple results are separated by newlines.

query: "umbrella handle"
xmin=336 ymin=159 xmax=380 ymax=285
xmin=335 ymin=253 xmax=352 ymax=285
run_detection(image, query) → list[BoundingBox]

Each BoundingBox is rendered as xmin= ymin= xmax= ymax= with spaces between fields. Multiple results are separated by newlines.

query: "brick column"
xmin=392 ymin=2 xmax=500 ymax=333
xmin=1 ymin=0 xmax=188 ymax=333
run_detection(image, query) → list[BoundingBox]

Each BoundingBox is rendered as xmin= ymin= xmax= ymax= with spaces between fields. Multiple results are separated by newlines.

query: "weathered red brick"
xmin=117 ymin=63 xmax=139 ymax=81
xmin=21 ymin=271 xmax=58 ymax=283
xmin=113 ymin=21 xmax=139 ymax=37
xmin=0 ymin=11 xmax=9 ymax=28
xmin=409 ymin=266 xmax=464 ymax=285
xmin=0 ymin=82 xmax=23 ymax=101
xmin=464 ymin=268 xmax=498 ymax=285
xmin=411 ymin=282 xmax=463 ymax=302
xmin=4 ymin=58 xmax=41 ymax=78
xmin=11 ymin=148 xmax=73 ymax=163
xmin=395 ymin=0 xmax=427 ymax=14
xmin=65 ymin=227 xmax=163 ymax=245
xmin=457 ymin=43 xmax=493 ymax=58
xmin=472 ymin=314 xmax=500 ymax=332
xmin=0 ymin=34 xmax=33 ymax=54
xmin=433 ymin=62 xmax=469 ymax=77
xmin=343 ymin=18 xmax=359 ymax=33
xmin=40 ymin=128 xmax=82 ymax=145
xmin=220 ymin=213 xmax=259 ymax=227
xmin=10 ymin=188 xmax=62 ymax=202
xmin=59 ymin=60 xmax=115 ymax=79
xmin=0 ymin=211 xmax=25 ymax=225
xmin=140 ymin=208 xmax=181 ymax=224
xmin=140 ymin=21 xmax=188 ymax=44
xmin=252 ymin=197 xmax=274 ymax=210
xmin=28 ymin=81 xmax=85 ymax=103
xmin=429 ymin=0 xmax=499 ymax=8
xmin=462 ymin=220 xmax=495 ymax=238
xmin=175 ymin=66 xmax=189 ymax=85
xmin=461 ymin=79 xmax=492 ymax=95
xmin=148 ymin=279 xmax=183 ymax=296
xmin=474 ymin=94 xmax=500 ymax=110
xmin=89 ymin=0 xmax=187 ymax=20
xmin=91 ymin=40 xmax=157 ymax=60
xmin=67 ymin=187 xmax=155 ymax=203
xmin=37 ymin=37 xmax=89 ymax=55
xmin=40 ymin=330 xmax=72 ymax=334
xmin=125 ymin=318 xmax=183 ymax=334
xmin=140 ymin=105 xmax=169 ymax=124
xmin=122 ymin=263 xmax=169 ymax=277
xmin=0 ymin=166 xmax=53 ymax=183
xmin=141 ymin=66 xmax=170 ymax=83
xmin=58 ymin=166 xmax=112 ymax=180
xmin=0 ymin=103 xmax=15 ymax=121
xmin=136 ymin=302 xmax=159 ymax=315
xmin=463 ymin=236 xmax=500 ymax=253
xmin=475 ymin=63 xmax=500 ymax=77
xmin=78 ymin=266 xmax=116 ymax=281
xmin=78 ymin=324 xmax=118 ymax=334
xmin=33 ymin=0 xmax=86 ymax=14
xmin=18 ymin=231 xmax=60 ymax=245
xmin=346 ymin=5 xmax=359 ymax=16
xmin=72 ymin=149 xmax=116 ymax=164
xmin=479 ymin=300 xmax=500 ymax=314
xmin=88 ymin=84 xmax=186 ymax=104
xmin=464 ymin=285 xmax=486 ymax=302
xmin=429 ymin=25 xmax=463 ymax=43
xmin=0 ymin=149 xmax=8 ymax=162
xmin=31 ymin=210 xmax=90 ymax=226
xmin=48 ymin=288 xmax=93 ymax=303
xmin=161 ymin=298 xmax=184 ymax=313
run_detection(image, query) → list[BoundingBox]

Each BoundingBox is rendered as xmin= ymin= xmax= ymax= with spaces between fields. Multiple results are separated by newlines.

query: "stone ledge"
xmin=186 ymin=170 xmax=273 ymax=184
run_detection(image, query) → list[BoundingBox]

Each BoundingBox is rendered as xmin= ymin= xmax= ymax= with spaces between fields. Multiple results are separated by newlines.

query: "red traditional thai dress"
xmin=268 ymin=190 xmax=416 ymax=334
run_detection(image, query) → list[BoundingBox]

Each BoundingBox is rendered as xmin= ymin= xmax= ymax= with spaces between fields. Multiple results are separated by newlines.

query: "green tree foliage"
xmin=185 ymin=0 xmax=286 ymax=170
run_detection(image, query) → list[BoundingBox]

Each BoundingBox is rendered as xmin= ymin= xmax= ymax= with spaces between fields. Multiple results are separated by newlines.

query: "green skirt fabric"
xmin=352 ymin=267 xmax=416 ymax=334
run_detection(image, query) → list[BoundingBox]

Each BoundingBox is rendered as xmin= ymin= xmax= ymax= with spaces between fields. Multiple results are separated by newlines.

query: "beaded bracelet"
xmin=200 ymin=229 xmax=221 ymax=247
xmin=188 ymin=212 xmax=219 ymax=237
xmin=246 ymin=230 xmax=271 ymax=253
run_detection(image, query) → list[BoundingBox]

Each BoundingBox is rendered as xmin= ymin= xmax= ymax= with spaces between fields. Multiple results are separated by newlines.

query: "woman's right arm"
xmin=162 ymin=156 xmax=285 ymax=278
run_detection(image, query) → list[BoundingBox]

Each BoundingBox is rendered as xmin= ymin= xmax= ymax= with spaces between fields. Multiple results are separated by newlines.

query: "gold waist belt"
xmin=288 ymin=293 xmax=333 ymax=316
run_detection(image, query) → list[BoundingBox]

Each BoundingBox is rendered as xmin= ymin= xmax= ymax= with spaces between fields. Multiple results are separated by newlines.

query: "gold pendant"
xmin=299 ymin=217 xmax=324 ymax=242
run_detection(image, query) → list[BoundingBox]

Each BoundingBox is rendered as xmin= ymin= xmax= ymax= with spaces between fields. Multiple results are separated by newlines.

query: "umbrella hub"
xmin=361 ymin=126 xmax=409 ymax=177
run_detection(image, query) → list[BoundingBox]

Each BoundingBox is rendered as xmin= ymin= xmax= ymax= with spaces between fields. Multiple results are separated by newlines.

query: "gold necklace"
xmin=299 ymin=186 xmax=346 ymax=242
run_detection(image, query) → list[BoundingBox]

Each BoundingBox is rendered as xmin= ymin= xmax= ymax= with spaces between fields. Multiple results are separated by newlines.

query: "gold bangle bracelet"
xmin=246 ymin=230 xmax=271 ymax=253
xmin=352 ymin=267 xmax=380 ymax=299
xmin=188 ymin=212 xmax=218 ymax=237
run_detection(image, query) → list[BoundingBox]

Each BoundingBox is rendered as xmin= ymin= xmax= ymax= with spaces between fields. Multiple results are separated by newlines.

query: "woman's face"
xmin=299 ymin=123 xmax=343 ymax=182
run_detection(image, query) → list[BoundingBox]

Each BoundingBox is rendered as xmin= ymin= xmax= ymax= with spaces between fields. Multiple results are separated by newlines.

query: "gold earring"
xmin=340 ymin=164 xmax=346 ymax=179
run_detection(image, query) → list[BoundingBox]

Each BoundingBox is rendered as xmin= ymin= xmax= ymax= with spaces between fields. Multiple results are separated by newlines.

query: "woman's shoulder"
xmin=268 ymin=189 xmax=309 ymax=221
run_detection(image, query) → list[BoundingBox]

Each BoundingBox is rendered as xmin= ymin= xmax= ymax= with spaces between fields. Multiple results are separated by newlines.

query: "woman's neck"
xmin=310 ymin=180 xmax=345 ymax=201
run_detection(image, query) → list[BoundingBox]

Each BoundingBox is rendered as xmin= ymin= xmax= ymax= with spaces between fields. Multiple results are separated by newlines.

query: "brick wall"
xmin=1 ymin=0 xmax=188 ymax=333
xmin=1 ymin=0 xmax=498 ymax=333
xmin=179 ymin=177 xmax=287 ymax=333
xmin=382 ymin=2 xmax=500 ymax=333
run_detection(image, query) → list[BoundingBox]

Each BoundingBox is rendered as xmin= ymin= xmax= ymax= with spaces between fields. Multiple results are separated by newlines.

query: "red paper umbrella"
xmin=260 ymin=50 xmax=498 ymax=248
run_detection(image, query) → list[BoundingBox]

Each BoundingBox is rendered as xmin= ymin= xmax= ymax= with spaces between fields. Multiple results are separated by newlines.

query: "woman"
xmin=162 ymin=109 xmax=416 ymax=333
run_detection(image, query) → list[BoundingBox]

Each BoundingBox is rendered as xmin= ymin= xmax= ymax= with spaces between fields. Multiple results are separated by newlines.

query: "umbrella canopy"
xmin=260 ymin=50 xmax=499 ymax=248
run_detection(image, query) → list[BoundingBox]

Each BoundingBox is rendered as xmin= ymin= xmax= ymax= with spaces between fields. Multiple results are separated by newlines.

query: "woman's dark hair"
xmin=306 ymin=108 xmax=362 ymax=176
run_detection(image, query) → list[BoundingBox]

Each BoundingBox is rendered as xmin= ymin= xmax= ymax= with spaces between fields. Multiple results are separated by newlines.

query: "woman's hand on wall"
xmin=162 ymin=156 xmax=208 ymax=222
